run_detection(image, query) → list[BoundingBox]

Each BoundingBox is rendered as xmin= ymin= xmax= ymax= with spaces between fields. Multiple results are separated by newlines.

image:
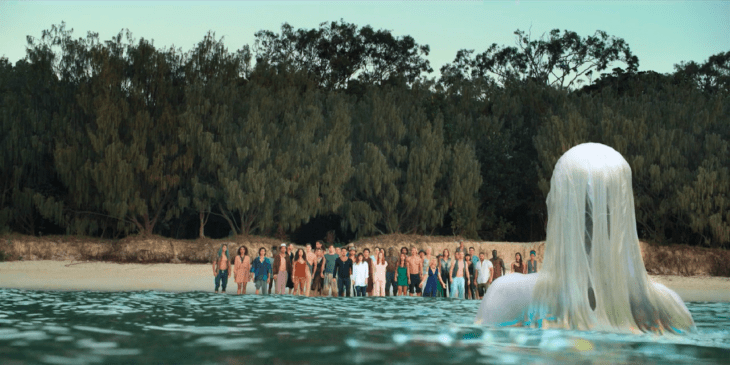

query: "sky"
xmin=1 ymin=1 xmax=728 ymax=80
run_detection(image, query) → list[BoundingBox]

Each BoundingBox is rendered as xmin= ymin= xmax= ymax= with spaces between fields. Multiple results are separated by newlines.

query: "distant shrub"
xmin=709 ymin=253 xmax=730 ymax=277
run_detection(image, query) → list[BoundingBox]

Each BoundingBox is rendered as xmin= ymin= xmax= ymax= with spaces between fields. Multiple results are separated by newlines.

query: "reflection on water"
xmin=0 ymin=289 xmax=728 ymax=364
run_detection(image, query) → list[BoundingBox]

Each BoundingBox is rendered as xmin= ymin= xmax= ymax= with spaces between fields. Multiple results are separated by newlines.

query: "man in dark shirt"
xmin=286 ymin=243 xmax=295 ymax=294
xmin=490 ymin=249 xmax=506 ymax=281
xmin=333 ymin=248 xmax=353 ymax=297
xmin=384 ymin=247 xmax=398 ymax=296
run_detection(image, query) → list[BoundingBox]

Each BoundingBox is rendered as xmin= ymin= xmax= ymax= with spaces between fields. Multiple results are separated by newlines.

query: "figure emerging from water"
xmin=475 ymin=143 xmax=695 ymax=334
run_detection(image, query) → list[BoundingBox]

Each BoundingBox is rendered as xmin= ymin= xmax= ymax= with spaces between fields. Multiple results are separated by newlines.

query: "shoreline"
xmin=1 ymin=260 xmax=729 ymax=302
xmin=3 ymin=233 xmax=729 ymax=278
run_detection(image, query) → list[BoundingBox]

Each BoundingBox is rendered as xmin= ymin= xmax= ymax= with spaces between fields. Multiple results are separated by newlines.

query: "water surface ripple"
xmin=0 ymin=289 xmax=728 ymax=364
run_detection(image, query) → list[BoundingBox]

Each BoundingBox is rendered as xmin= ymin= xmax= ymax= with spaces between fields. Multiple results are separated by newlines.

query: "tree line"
xmin=1 ymin=21 xmax=728 ymax=248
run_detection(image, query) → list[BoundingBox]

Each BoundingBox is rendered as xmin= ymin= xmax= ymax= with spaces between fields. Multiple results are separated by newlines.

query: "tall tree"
xmin=342 ymin=85 xmax=452 ymax=236
xmin=178 ymin=32 xmax=250 ymax=238
xmin=674 ymin=50 xmax=730 ymax=95
xmin=440 ymin=29 xmax=639 ymax=89
xmin=535 ymin=76 xmax=729 ymax=247
xmin=0 ymin=24 xmax=76 ymax=235
xmin=253 ymin=20 xmax=432 ymax=89
xmin=55 ymin=30 xmax=190 ymax=236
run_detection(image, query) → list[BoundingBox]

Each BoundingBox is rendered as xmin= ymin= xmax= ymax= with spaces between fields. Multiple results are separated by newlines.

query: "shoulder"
xmin=475 ymin=273 xmax=538 ymax=325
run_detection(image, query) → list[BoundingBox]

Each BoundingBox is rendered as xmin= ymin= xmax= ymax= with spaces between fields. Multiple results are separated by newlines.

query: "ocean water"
xmin=0 ymin=289 xmax=728 ymax=364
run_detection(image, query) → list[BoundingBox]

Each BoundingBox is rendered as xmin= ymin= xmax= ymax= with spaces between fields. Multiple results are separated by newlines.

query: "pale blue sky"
xmin=1 ymin=1 xmax=728 ymax=79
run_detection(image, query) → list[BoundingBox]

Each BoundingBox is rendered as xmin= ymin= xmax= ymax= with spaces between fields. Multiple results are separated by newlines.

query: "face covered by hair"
xmin=476 ymin=143 xmax=695 ymax=335
xmin=529 ymin=143 xmax=694 ymax=333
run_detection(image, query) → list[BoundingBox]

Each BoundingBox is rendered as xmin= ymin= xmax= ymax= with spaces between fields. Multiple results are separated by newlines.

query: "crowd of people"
xmin=210 ymin=240 xmax=540 ymax=299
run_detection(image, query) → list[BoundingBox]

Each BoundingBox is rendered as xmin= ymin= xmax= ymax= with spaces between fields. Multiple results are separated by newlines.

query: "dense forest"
xmin=1 ymin=21 xmax=728 ymax=248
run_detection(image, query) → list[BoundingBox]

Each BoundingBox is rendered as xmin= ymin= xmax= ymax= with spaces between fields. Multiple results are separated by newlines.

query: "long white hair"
xmin=528 ymin=143 xmax=694 ymax=333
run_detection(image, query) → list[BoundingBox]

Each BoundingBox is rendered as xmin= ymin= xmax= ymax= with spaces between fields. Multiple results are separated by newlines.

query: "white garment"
xmin=353 ymin=262 xmax=369 ymax=287
xmin=476 ymin=259 xmax=493 ymax=284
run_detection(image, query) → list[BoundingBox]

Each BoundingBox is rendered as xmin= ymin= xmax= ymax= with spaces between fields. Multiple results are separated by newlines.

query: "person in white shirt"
xmin=353 ymin=253 xmax=370 ymax=297
xmin=475 ymin=252 xmax=493 ymax=299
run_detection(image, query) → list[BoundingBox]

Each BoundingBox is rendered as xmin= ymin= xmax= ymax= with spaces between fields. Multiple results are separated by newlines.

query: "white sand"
xmin=1 ymin=260 xmax=729 ymax=301
xmin=0 ymin=260 xmax=261 ymax=294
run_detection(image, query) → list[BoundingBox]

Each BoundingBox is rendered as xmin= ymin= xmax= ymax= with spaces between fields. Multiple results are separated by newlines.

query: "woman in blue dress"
xmin=423 ymin=258 xmax=446 ymax=297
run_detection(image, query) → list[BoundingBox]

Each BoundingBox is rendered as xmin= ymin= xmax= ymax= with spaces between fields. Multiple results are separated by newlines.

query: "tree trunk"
xmin=199 ymin=210 xmax=206 ymax=239
xmin=218 ymin=204 xmax=238 ymax=237
xmin=143 ymin=213 xmax=154 ymax=236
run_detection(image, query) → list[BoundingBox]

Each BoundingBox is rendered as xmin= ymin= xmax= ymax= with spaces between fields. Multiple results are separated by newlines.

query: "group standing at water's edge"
xmin=212 ymin=241 xmax=538 ymax=299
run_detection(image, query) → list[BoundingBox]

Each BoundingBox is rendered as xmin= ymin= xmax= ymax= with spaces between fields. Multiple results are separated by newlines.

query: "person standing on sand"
xmin=286 ymin=243 xmax=295 ymax=294
xmin=440 ymin=249 xmax=453 ymax=297
xmin=348 ymin=247 xmax=358 ymax=294
xmin=333 ymin=247 xmax=353 ymax=297
xmin=511 ymin=252 xmax=526 ymax=274
xmin=268 ymin=244 xmax=278 ymax=294
xmin=363 ymin=248 xmax=375 ymax=296
xmin=272 ymin=244 xmax=292 ymax=295
xmin=468 ymin=255 xmax=479 ymax=299
xmin=407 ymin=246 xmax=423 ymax=297
xmin=385 ymin=247 xmax=398 ymax=296
xmin=250 ymin=247 xmax=272 ymax=295
xmin=422 ymin=257 xmax=446 ymax=297
xmin=456 ymin=240 xmax=466 ymax=254
xmin=527 ymin=250 xmax=539 ymax=274
xmin=322 ymin=244 xmax=339 ymax=297
xmin=419 ymin=250 xmax=429 ymax=297
xmin=469 ymin=247 xmax=479 ymax=268
xmin=312 ymin=248 xmax=325 ymax=297
xmin=212 ymin=244 xmax=231 ymax=294
xmin=233 ymin=246 xmax=251 ymax=295
xmin=353 ymin=253 xmax=369 ymax=297
xmin=292 ymin=249 xmax=309 ymax=296
xmin=435 ymin=254 xmax=444 ymax=297
xmin=422 ymin=248 xmax=433 ymax=272
xmin=490 ymin=250 xmax=505 ymax=281
xmin=395 ymin=253 xmax=409 ymax=296
xmin=450 ymin=251 xmax=470 ymax=299
xmin=475 ymin=252 xmax=493 ymax=299
xmin=373 ymin=250 xmax=388 ymax=296
xmin=464 ymin=254 xmax=473 ymax=299
xmin=304 ymin=244 xmax=317 ymax=296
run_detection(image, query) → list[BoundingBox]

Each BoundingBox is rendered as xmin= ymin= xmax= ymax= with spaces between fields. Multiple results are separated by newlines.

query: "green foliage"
xmin=440 ymin=28 xmax=638 ymax=89
xmin=674 ymin=51 xmax=730 ymax=95
xmin=2 ymin=22 xmax=727 ymax=249
xmin=0 ymin=30 xmax=66 ymax=235
xmin=52 ymin=29 xmax=191 ymax=236
xmin=253 ymin=20 xmax=432 ymax=89
xmin=536 ymin=74 xmax=730 ymax=247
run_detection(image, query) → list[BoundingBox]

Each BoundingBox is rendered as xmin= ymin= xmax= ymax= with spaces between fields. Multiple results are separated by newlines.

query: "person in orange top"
xmin=292 ymin=249 xmax=310 ymax=296
xmin=233 ymin=246 xmax=251 ymax=295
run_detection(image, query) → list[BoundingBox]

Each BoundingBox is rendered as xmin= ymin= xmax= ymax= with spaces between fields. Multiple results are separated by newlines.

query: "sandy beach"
xmin=1 ymin=260 xmax=728 ymax=301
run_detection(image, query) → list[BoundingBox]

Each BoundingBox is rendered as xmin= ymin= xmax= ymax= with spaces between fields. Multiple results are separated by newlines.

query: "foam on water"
xmin=0 ymin=289 xmax=727 ymax=364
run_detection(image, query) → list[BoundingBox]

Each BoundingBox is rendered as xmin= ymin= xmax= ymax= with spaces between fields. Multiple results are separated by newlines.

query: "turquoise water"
xmin=0 ymin=289 xmax=728 ymax=364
